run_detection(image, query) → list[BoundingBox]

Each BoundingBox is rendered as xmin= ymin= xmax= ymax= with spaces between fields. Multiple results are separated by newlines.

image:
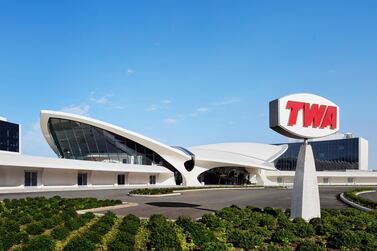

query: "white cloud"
xmin=127 ymin=68 xmax=134 ymax=76
xmin=213 ymin=97 xmax=240 ymax=106
xmin=60 ymin=104 xmax=90 ymax=116
xmin=161 ymin=99 xmax=171 ymax=105
xmin=90 ymin=93 xmax=112 ymax=105
xmin=147 ymin=104 xmax=157 ymax=111
xmin=190 ymin=107 xmax=210 ymax=117
xmin=163 ymin=118 xmax=177 ymax=124
xmin=197 ymin=107 xmax=209 ymax=112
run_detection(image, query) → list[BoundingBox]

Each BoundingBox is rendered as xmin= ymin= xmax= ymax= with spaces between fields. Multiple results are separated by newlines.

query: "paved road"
xmin=2 ymin=186 xmax=373 ymax=219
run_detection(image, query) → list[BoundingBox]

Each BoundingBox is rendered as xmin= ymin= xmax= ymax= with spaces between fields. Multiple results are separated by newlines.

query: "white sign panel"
xmin=269 ymin=93 xmax=339 ymax=139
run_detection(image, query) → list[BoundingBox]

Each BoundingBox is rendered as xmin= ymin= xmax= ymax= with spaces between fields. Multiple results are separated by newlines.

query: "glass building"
xmin=48 ymin=118 xmax=182 ymax=183
xmin=0 ymin=120 xmax=20 ymax=153
xmin=274 ymin=138 xmax=360 ymax=171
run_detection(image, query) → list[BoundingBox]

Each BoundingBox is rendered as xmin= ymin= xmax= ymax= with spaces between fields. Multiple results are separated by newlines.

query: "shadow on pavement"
xmin=145 ymin=202 xmax=217 ymax=213
xmin=146 ymin=202 xmax=201 ymax=208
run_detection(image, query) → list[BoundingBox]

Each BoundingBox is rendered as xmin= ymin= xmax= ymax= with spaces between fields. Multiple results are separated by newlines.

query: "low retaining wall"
xmin=339 ymin=190 xmax=376 ymax=212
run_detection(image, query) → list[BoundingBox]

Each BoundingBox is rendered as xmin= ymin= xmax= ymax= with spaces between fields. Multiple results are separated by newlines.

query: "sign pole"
xmin=290 ymin=139 xmax=321 ymax=220
xmin=270 ymin=93 xmax=339 ymax=221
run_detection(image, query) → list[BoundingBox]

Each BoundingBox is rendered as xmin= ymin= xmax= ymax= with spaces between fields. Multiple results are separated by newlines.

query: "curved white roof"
xmin=188 ymin=143 xmax=287 ymax=171
xmin=40 ymin=110 xmax=191 ymax=161
xmin=39 ymin=110 xmax=287 ymax=185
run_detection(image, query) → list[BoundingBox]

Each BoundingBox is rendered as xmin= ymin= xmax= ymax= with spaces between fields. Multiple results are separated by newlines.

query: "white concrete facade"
xmin=0 ymin=110 xmax=376 ymax=191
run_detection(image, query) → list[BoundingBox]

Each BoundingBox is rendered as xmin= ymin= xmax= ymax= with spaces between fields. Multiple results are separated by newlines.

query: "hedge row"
xmin=129 ymin=188 xmax=175 ymax=195
xmin=148 ymin=214 xmax=182 ymax=250
xmin=1 ymin=196 xmax=377 ymax=250
xmin=129 ymin=185 xmax=258 ymax=195
xmin=343 ymin=187 xmax=377 ymax=209
xmin=108 ymin=214 xmax=140 ymax=251
xmin=64 ymin=211 xmax=116 ymax=251
xmin=0 ymin=196 xmax=120 ymax=251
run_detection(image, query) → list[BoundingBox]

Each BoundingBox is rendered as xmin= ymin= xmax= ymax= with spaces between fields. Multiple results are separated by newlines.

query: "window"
xmin=149 ymin=175 xmax=156 ymax=185
xmin=47 ymin=118 xmax=183 ymax=185
xmin=78 ymin=173 xmax=88 ymax=186
xmin=323 ymin=177 xmax=329 ymax=184
xmin=117 ymin=174 xmax=126 ymax=185
xmin=347 ymin=177 xmax=354 ymax=183
xmin=25 ymin=171 xmax=37 ymax=186
xmin=0 ymin=120 xmax=19 ymax=153
xmin=136 ymin=155 xmax=143 ymax=165
xmin=274 ymin=138 xmax=360 ymax=171
xmin=277 ymin=177 xmax=283 ymax=184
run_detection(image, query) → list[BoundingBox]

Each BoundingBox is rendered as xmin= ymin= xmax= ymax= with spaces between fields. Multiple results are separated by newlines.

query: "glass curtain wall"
xmin=47 ymin=118 xmax=180 ymax=175
xmin=49 ymin=118 xmax=167 ymax=164
xmin=0 ymin=120 xmax=19 ymax=152
xmin=274 ymin=138 xmax=359 ymax=171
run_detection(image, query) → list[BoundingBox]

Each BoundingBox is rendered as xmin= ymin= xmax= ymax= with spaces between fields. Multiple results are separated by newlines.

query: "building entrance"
xmin=198 ymin=167 xmax=249 ymax=185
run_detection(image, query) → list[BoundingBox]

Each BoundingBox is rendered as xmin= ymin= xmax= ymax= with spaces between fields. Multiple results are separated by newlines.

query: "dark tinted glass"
xmin=274 ymin=138 xmax=359 ymax=171
xmin=0 ymin=120 xmax=19 ymax=152
xmin=48 ymin=118 xmax=182 ymax=183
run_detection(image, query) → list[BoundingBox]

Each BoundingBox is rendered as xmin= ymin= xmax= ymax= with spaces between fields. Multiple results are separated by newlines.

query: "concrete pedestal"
xmin=290 ymin=141 xmax=321 ymax=221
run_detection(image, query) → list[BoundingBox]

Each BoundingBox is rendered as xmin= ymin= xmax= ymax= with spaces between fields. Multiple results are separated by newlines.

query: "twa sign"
xmin=269 ymin=93 xmax=339 ymax=139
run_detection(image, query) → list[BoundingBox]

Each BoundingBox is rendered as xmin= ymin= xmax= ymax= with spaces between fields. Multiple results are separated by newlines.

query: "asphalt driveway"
xmin=1 ymin=186 xmax=373 ymax=219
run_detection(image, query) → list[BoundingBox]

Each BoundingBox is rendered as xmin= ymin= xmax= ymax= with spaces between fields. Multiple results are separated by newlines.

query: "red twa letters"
xmin=286 ymin=100 xmax=337 ymax=129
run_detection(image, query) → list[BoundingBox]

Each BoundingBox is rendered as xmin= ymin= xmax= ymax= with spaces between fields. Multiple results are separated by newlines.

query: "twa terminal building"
xmin=0 ymin=110 xmax=376 ymax=190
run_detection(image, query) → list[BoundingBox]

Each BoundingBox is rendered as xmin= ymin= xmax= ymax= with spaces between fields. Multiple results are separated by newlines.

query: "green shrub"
xmin=367 ymin=221 xmax=377 ymax=235
xmin=63 ymin=236 xmax=94 ymax=251
xmin=227 ymin=228 xmax=263 ymax=249
xmin=64 ymin=218 xmax=81 ymax=231
xmin=358 ymin=231 xmax=377 ymax=250
xmin=19 ymin=215 xmax=33 ymax=225
xmin=32 ymin=212 xmax=44 ymax=221
xmin=200 ymin=214 xmax=224 ymax=229
xmin=258 ymin=213 xmax=277 ymax=230
xmin=264 ymin=243 xmax=292 ymax=251
xmin=120 ymin=214 xmax=140 ymax=232
xmin=148 ymin=214 xmax=182 ymax=251
xmin=23 ymin=235 xmax=55 ymax=251
xmin=176 ymin=216 xmax=215 ymax=246
xmin=263 ymin=207 xmax=280 ymax=217
xmin=296 ymin=240 xmax=326 ymax=251
xmin=201 ymin=241 xmax=229 ymax=251
xmin=0 ymin=220 xmax=21 ymax=250
xmin=294 ymin=222 xmax=315 ymax=238
xmin=271 ymin=228 xmax=295 ymax=244
xmin=41 ymin=218 xmax=56 ymax=229
xmin=15 ymin=231 xmax=29 ymax=244
xmin=51 ymin=226 xmax=70 ymax=240
xmin=246 ymin=205 xmax=262 ymax=213
xmin=75 ymin=211 xmax=116 ymax=248
xmin=108 ymin=215 xmax=141 ymax=251
xmin=216 ymin=207 xmax=252 ymax=226
xmin=25 ymin=222 xmax=45 ymax=235
xmin=80 ymin=212 xmax=95 ymax=222
xmin=292 ymin=217 xmax=306 ymax=224
xmin=328 ymin=229 xmax=362 ymax=249
xmin=129 ymin=188 xmax=174 ymax=195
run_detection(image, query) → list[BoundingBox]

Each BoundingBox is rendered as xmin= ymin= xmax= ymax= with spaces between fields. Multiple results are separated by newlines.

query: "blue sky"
xmin=0 ymin=1 xmax=376 ymax=168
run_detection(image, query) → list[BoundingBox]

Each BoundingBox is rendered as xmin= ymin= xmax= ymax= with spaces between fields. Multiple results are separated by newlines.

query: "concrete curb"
xmin=339 ymin=191 xmax=375 ymax=212
xmin=355 ymin=190 xmax=376 ymax=196
xmin=128 ymin=193 xmax=181 ymax=197
xmin=76 ymin=202 xmax=139 ymax=216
